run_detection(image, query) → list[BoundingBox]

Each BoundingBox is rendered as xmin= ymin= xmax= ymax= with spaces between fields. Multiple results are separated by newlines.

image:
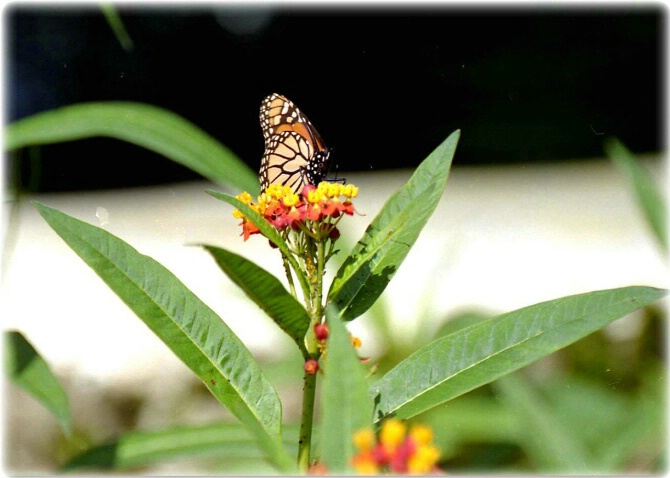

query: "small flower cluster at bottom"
xmin=351 ymin=418 xmax=441 ymax=475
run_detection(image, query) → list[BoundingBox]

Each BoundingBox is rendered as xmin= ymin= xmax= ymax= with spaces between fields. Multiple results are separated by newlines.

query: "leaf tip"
xmin=32 ymin=201 xmax=52 ymax=218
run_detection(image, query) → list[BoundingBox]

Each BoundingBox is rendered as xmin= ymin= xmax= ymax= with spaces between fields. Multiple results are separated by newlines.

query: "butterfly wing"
xmin=260 ymin=131 xmax=313 ymax=193
xmin=259 ymin=93 xmax=331 ymax=193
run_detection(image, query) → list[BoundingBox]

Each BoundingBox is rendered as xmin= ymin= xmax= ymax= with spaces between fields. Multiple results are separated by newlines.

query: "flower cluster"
xmin=233 ymin=182 xmax=358 ymax=241
xmin=351 ymin=418 xmax=441 ymax=475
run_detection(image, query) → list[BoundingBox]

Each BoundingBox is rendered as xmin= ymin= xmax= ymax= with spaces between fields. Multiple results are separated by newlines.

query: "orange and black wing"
xmin=259 ymin=93 xmax=331 ymax=193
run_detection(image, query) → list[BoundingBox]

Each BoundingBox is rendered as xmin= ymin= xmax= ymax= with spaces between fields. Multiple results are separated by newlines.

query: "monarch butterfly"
xmin=259 ymin=93 xmax=333 ymax=194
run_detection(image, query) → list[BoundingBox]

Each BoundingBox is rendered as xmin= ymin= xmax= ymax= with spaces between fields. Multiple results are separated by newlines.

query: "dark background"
xmin=6 ymin=4 xmax=665 ymax=192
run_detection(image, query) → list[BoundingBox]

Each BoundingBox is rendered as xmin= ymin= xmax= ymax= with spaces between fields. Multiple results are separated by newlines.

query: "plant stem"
xmin=314 ymin=239 xmax=326 ymax=320
xmin=297 ymin=368 xmax=318 ymax=471
xmin=296 ymin=228 xmax=332 ymax=470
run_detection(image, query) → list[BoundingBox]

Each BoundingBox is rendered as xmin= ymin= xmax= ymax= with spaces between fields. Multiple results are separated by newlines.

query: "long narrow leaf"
xmin=4 ymin=330 xmax=72 ymax=437
xmin=63 ymin=422 xmax=299 ymax=471
xmin=328 ymin=130 xmax=460 ymax=321
xmin=100 ymin=3 xmax=134 ymax=52
xmin=597 ymin=366 xmax=664 ymax=470
xmin=6 ymin=102 xmax=260 ymax=194
xmin=604 ymin=138 xmax=667 ymax=252
xmin=371 ymin=286 xmax=667 ymax=422
xmin=495 ymin=374 xmax=591 ymax=471
xmin=419 ymin=395 xmax=520 ymax=446
xmin=319 ymin=306 xmax=374 ymax=472
xmin=34 ymin=202 xmax=293 ymax=472
xmin=203 ymin=245 xmax=310 ymax=353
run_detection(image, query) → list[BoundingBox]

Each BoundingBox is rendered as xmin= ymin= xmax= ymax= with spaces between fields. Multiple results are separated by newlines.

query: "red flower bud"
xmin=304 ymin=359 xmax=319 ymax=375
xmin=372 ymin=443 xmax=390 ymax=464
xmin=314 ymin=322 xmax=329 ymax=341
xmin=307 ymin=462 xmax=328 ymax=475
xmin=301 ymin=184 xmax=317 ymax=199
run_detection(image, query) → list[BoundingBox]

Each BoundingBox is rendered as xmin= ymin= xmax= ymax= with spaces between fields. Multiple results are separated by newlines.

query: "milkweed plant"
xmin=6 ymin=101 xmax=667 ymax=474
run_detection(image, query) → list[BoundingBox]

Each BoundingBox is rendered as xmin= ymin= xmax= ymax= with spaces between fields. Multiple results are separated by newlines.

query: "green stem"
xmin=314 ymin=240 xmax=326 ymax=320
xmin=297 ymin=368 xmax=318 ymax=471
xmin=297 ymin=234 xmax=330 ymax=470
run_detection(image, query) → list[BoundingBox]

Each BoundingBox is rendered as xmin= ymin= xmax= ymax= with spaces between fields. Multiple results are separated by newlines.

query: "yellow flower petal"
xmin=308 ymin=189 xmax=325 ymax=204
xmin=380 ymin=418 xmax=406 ymax=448
xmin=353 ymin=428 xmax=376 ymax=451
xmin=283 ymin=193 xmax=299 ymax=207
xmin=235 ymin=191 xmax=253 ymax=204
xmin=407 ymin=444 xmax=441 ymax=474
xmin=409 ymin=424 xmax=434 ymax=446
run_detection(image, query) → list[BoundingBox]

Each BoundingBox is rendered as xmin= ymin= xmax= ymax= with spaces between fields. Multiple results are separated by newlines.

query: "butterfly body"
xmin=259 ymin=93 xmax=332 ymax=194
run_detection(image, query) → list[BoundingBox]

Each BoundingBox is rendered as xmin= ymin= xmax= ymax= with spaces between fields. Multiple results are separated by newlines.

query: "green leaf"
xmin=6 ymin=102 xmax=260 ymax=194
xmin=207 ymin=190 xmax=310 ymax=301
xmin=63 ymin=422 xmax=299 ymax=472
xmin=319 ymin=305 xmax=374 ymax=472
xmin=371 ymin=286 xmax=667 ymax=422
xmin=203 ymin=245 xmax=310 ymax=353
xmin=100 ymin=3 xmax=134 ymax=52
xmin=538 ymin=375 xmax=632 ymax=463
xmin=604 ymin=138 xmax=667 ymax=252
xmin=419 ymin=395 xmax=520 ymax=449
xmin=328 ymin=130 xmax=460 ymax=321
xmin=34 ymin=202 xmax=293 ymax=472
xmin=595 ymin=365 xmax=665 ymax=470
xmin=494 ymin=374 xmax=591 ymax=472
xmin=4 ymin=330 xmax=72 ymax=437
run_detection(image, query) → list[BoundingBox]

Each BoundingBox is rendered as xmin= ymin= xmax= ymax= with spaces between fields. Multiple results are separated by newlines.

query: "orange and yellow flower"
xmin=351 ymin=418 xmax=442 ymax=475
xmin=233 ymin=182 xmax=358 ymax=241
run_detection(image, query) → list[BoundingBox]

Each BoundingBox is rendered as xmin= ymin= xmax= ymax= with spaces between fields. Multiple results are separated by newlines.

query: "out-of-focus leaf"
xmin=418 ymin=395 xmax=519 ymax=455
xmin=495 ymin=374 xmax=590 ymax=472
xmin=596 ymin=364 xmax=665 ymax=470
xmin=318 ymin=306 xmax=374 ymax=472
xmin=100 ymin=3 xmax=134 ymax=51
xmin=604 ymin=138 xmax=667 ymax=252
xmin=6 ymin=102 xmax=260 ymax=194
xmin=540 ymin=376 xmax=630 ymax=456
xmin=34 ymin=202 xmax=293 ymax=472
xmin=4 ymin=330 xmax=71 ymax=437
xmin=62 ymin=422 xmax=299 ymax=472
